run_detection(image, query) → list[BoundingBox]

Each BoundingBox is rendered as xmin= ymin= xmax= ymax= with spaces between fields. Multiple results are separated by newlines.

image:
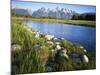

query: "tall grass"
xmin=11 ymin=21 xmax=51 ymax=74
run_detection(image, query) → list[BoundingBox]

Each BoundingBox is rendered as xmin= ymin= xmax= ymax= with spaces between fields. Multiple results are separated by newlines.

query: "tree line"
xmin=72 ymin=13 xmax=96 ymax=21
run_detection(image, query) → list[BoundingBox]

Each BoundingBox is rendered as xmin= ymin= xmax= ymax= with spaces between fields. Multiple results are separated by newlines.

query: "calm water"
xmin=25 ymin=20 xmax=96 ymax=51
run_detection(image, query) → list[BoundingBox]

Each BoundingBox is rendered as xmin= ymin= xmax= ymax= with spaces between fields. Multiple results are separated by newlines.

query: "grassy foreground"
xmin=12 ymin=17 xmax=96 ymax=27
xmin=11 ymin=21 xmax=96 ymax=74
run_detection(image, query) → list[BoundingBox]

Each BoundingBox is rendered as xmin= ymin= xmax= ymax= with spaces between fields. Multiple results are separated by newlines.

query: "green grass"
xmin=12 ymin=17 xmax=96 ymax=27
xmin=11 ymin=21 xmax=96 ymax=74
xmin=11 ymin=21 xmax=51 ymax=74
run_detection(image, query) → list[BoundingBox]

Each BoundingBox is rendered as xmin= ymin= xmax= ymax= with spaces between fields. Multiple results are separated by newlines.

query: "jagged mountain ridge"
xmin=32 ymin=7 xmax=76 ymax=19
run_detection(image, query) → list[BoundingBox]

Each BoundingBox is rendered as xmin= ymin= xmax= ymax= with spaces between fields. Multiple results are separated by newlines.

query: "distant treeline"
xmin=72 ymin=13 xmax=96 ymax=21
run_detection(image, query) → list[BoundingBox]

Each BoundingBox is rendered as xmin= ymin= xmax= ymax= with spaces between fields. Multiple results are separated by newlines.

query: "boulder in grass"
xmin=46 ymin=66 xmax=53 ymax=72
xmin=35 ymin=32 xmax=40 ymax=38
xmin=45 ymin=34 xmax=54 ymax=41
xmin=33 ymin=43 xmax=41 ymax=49
xmin=56 ymin=44 xmax=61 ymax=50
xmin=82 ymin=55 xmax=89 ymax=63
xmin=53 ymin=37 xmax=58 ymax=41
xmin=60 ymin=53 xmax=69 ymax=59
xmin=61 ymin=38 xmax=65 ymax=40
xmin=11 ymin=44 xmax=21 ymax=51
xmin=80 ymin=45 xmax=84 ymax=49
xmin=51 ymin=49 xmax=55 ymax=53
xmin=53 ymin=38 xmax=61 ymax=42
xmin=83 ymin=49 xmax=87 ymax=53
xmin=61 ymin=48 xmax=67 ymax=54
xmin=59 ymin=48 xmax=69 ymax=59
xmin=55 ymin=42 xmax=60 ymax=45
xmin=40 ymin=33 xmax=45 ymax=38
xmin=47 ymin=41 xmax=54 ymax=45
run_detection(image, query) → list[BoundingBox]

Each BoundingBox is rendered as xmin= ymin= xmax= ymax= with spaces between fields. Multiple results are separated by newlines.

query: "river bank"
xmin=12 ymin=17 xmax=96 ymax=27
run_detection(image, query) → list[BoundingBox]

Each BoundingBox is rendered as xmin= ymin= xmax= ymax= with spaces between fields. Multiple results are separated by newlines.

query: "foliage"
xmin=72 ymin=13 xmax=96 ymax=21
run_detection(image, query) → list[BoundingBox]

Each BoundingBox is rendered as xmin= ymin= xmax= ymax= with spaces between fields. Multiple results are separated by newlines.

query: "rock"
xmin=55 ymin=42 xmax=60 ymax=45
xmin=51 ymin=49 xmax=55 ymax=53
xmin=53 ymin=37 xmax=58 ymax=40
xmin=27 ymin=28 xmax=33 ymax=33
xmin=62 ymin=49 xmax=67 ymax=54
xmin=33 ymin=43 xmax=41 ymax=49
xmin=53 ymin=37 xmax=61 ymax=42
xmin=80 ymin=46 xmax=84 ymax=49
xmin=58 ymin=48 xmax=69 ymax=59
xmin=61 ymin=38 xmax=65 ymax=40
xmin=82 ymin=55 xmax=89 ymax=63
xmin=45 ymin=34 xmax=54 ymax=41
xmin=46 ymin=66 xmax=53 ymax=72
xmin=40 ymin=33 xmax=45 ymax=37
xmin=56 ymin=44 xmax=61 ymax=50
xmin=83 ymin=49 xmax=87 ymax=52
xmin=60 ymin=53 xmax=69 ymax=59
xmin=64 ymin=54 xmax=69 ymax=59
xmin=51 ymin=49 xmax=57 ymax=54
xmin=11 ymin=44 xmax=21 ymax=51
xmin=47 ymin=41 xmax=54 ymax=45
xmin=33 ymin=31 xmax=37 ymax=34
xmin=35 ymin=32 xmax=40 ymax=38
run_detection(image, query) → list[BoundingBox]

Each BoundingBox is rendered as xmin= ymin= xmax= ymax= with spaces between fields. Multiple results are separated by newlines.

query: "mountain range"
xmin=32 ymin=7 xmax=76 ymax=19
xmin=12 ymin=7 xmax=95 ymax=19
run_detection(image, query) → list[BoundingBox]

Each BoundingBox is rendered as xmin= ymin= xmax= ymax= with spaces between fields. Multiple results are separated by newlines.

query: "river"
xmin=25 ymin=20 xmax=96 ymax=52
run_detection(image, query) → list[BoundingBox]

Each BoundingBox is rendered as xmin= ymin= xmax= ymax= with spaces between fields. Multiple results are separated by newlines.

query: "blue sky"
xmin=11 ymin=0 xmax=96 ymax=13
